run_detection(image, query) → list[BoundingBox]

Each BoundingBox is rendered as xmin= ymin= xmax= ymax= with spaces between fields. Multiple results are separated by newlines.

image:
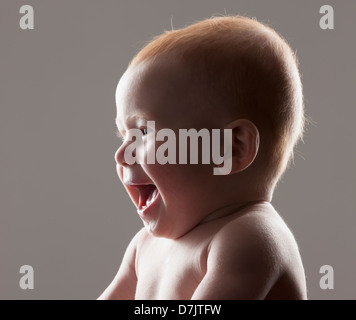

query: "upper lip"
xmin=125 ymin=181 xmax=153 ymax=185
xmin=125 ymin=182 xmax=155 ymax=188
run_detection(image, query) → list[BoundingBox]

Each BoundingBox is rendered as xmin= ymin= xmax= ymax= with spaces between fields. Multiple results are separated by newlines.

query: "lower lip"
xmin=137 ymin=189 xmax=161 ymax=218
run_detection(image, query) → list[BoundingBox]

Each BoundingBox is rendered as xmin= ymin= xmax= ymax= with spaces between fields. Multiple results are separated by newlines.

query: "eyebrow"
xmin=115 ymin=113 xmax=152 ymax=129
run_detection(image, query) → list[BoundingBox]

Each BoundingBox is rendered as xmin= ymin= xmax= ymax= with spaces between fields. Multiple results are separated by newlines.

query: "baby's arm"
xmin=191 ymin=218 xmax=280 ymax=299
xmin=97 ymin=229 xmax=142 ymax=300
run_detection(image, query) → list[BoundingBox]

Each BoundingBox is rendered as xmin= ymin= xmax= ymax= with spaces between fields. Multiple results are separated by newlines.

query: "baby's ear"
xmin=227 ymin=119 xmax=260 ymax=174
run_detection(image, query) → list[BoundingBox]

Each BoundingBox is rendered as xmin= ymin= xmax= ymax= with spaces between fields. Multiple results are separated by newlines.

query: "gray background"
xmin=0 ymin=0 xmax=355 ymax=299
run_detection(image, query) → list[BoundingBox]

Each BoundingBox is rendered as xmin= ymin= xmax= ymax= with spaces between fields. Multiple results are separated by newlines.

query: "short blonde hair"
xmin=129 ymin=16 xmax=305 ymax=190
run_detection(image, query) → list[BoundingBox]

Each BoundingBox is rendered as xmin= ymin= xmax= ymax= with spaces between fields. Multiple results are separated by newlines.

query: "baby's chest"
xmin=135 ymin=244 xmax=206 ymax=299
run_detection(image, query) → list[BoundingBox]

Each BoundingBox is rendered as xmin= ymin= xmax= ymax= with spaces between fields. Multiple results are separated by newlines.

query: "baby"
xmin=99 ymin=16 xmax=307 ymax=300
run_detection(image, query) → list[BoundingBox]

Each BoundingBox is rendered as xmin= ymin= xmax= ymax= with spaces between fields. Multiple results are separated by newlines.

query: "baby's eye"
xmin=140 ymin=127 xmax=148 ymax=135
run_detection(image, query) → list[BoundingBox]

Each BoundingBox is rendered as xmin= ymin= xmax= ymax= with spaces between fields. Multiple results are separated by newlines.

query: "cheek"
xmin=151 ymin=165 xmax=196 ymax=208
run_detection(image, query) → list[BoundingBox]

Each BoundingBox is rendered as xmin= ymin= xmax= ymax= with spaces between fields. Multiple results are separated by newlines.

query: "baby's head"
xmin=115 ymin=16 xmax=305 ymax=238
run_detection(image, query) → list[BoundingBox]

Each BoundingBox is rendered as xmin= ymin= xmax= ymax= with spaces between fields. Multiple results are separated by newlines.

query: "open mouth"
xmin=138 ymin=185 xmax=158 ymax=210
xmin=128 ymin=184 xmax=160 ymax=215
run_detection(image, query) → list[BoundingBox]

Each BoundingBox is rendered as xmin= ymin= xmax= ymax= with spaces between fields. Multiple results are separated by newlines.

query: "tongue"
xmin=138 ymin=185 xmax=157 ymax=209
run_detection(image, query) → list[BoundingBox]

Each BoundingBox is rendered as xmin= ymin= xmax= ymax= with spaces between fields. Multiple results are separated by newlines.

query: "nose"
xmin=115 ymin=143 xmax=129 ymax=167
xmin=115 ymin=138 xmax=140 ymax=167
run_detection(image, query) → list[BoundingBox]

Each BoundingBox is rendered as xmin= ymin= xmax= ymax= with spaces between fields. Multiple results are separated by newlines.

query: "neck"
xmin=200 ymin=198 xmax=272 ymax=225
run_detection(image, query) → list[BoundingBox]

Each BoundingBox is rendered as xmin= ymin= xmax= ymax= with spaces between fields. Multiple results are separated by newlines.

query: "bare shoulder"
xmin=197 ymin=203 xmax=307 ymax=299
xmin=217 ymin=203 xmax=298 ymax=256
xmin=209 ymin=203 xmax=286 ymax=274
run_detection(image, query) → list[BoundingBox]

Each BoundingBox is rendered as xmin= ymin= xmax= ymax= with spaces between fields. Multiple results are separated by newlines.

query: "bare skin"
xmin=98 ymin=57 xmax=307 ymax=300
xmin=99 ymin=201 xmax=306 ymax=299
